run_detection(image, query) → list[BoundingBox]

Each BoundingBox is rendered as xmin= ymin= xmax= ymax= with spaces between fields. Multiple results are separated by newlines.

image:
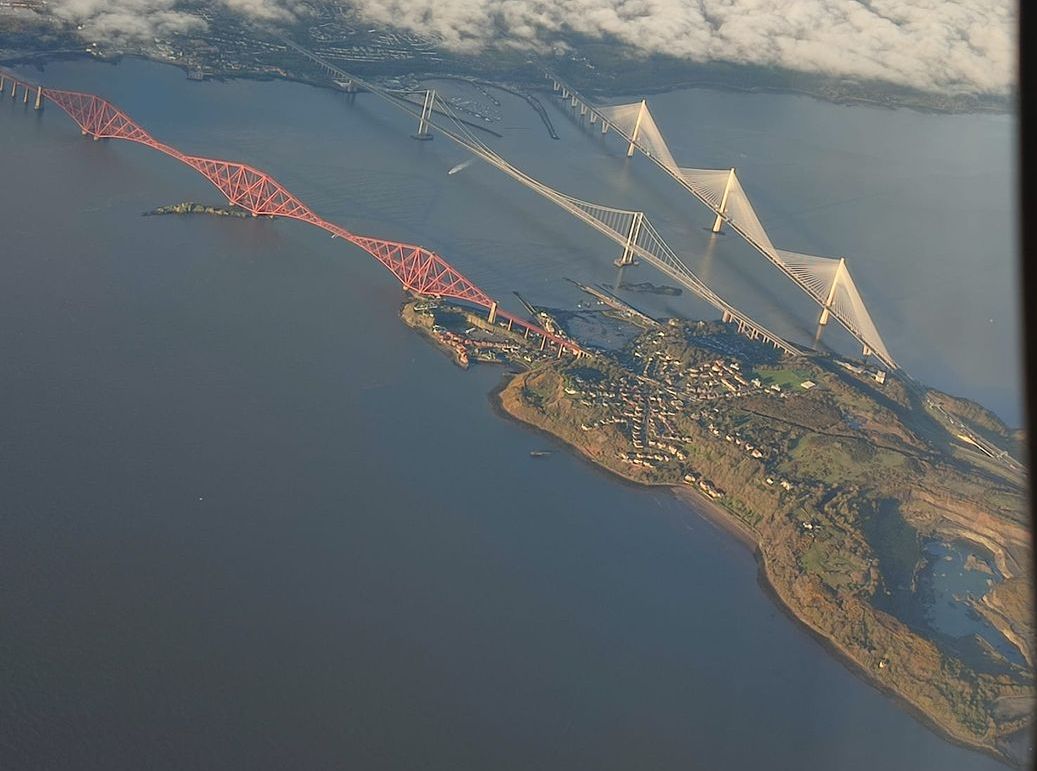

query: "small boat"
xmin=529 ymin=450 xmax=553 ymax=458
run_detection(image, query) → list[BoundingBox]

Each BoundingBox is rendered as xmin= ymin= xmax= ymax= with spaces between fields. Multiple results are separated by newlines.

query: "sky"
xmin=44 ymin=0 xmax=1016 ymax=96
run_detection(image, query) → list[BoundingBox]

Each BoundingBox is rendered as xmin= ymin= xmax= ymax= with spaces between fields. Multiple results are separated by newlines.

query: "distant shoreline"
xmin=0 ymin=50 xmax=1012 ymax=117
xmin=571 ymin=76 xmax=1012 ymax=117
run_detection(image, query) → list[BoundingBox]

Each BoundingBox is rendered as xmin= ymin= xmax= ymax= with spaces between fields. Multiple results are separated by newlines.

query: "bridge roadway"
xmin=3 ymin=66 xmax=1024 ymax=474
xmin=280 ymin=50 xmax=1026 ymax=474
xmin=281 ymin=40 xmax=804 ymax=359
xmin=544 ymin=72 xmax=897 ymax=371
xmin=0 ymin=69 xmax=583 ymax=358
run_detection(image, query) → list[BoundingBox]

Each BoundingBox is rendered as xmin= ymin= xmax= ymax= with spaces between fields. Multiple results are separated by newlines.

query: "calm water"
xmin=919 ymin=541 xmax=1024 ymax=667
xmin=0 ymin=58 xmax=1023 ymax=769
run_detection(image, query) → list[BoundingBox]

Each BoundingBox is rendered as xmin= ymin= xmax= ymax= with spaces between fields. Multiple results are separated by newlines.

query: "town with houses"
xmin=563 ymin=320 xmax=822 ymax=506
xmin=403 ymin=294 xmax=904 ymax=537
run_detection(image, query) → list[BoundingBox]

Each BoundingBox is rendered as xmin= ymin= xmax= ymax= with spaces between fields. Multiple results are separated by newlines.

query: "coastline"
xmin=489 ymin=366 xmax=1021 ymax=767
xmin=4 ymin=44 xmax=1022 ymax=760
xmin=569 ymin=76 xmax=1012 ymax=116
xmin=485 ymin=371 xmax=673 ymax=495
xmin=0 ymin=50 xmax=1012 ymax=117
xmin=671 ymin=484 xmax=759 ymax=552
xmin=674 ymin=483 xmax=1013 ymax=765
xmin=0 ymin=43 xmax=1025 ymax=766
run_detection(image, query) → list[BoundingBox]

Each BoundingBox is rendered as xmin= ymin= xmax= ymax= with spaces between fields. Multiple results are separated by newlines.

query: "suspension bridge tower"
xmin=614 ymin=212 xmax=644 ymax=267
xmin=412 ymin=89 xmax=436 ymax=140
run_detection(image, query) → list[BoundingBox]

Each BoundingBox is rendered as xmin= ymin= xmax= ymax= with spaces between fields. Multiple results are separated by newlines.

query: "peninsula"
xmin=403 ymin=295 xmax=1034 ymax=766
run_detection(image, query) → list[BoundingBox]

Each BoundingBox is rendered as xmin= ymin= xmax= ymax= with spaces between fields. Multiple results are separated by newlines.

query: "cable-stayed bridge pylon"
xmin=546 ymin=73 xmax=895 ymax=370
xmin=280 ymin=41 xmax=801 ymax=357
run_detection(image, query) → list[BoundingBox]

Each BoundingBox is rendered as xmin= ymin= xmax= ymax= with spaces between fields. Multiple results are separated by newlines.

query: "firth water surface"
xmin=0 ymin=58 xmax=1022 ymax=769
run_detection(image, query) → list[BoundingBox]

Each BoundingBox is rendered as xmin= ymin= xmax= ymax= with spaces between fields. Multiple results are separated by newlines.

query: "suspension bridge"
xmin=3 ymin=65 xmax=1023 ymax=475
xmin=282 ymin=39 xmax=804 ymax=358
xmin=0 ymin=70 xmax=584 ymax=357
xmin=546 ymin=73 xmax=895 ymax=370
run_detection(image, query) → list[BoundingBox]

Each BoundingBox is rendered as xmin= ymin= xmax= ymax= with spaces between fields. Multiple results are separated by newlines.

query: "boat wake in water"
xmin=448 ymin=158 xmax=476 ymax=175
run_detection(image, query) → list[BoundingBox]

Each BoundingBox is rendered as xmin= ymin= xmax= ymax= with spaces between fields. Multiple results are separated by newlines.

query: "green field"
xmin=754 ymin=365 xmax=813 ymax=390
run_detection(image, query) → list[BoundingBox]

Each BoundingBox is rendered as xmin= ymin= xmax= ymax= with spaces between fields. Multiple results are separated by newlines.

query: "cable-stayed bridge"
xmin=282 ymin=40 xmax=802 ymax=357
xmin=4 ymin=64 xmax=1022 ymax=473
xmin=546 ymin=74 xmax=895 ymax=369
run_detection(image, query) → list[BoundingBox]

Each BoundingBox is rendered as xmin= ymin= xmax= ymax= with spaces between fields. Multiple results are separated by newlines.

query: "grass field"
xmin=754 ymin=365 xmax=813 ymax=390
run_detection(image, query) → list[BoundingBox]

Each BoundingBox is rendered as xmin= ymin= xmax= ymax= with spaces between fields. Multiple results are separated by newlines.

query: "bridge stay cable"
xmin=433 ymin=97 xmax=799 ymax=353
xmin=280 ymin=40 xmax=799 ymax=357
xmin=547 ymin=73 xmax=895 ymax=369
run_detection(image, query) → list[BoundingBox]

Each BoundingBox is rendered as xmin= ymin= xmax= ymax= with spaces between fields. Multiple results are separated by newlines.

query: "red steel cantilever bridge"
xmin=0 ymin=71 xmax=582 ymax=356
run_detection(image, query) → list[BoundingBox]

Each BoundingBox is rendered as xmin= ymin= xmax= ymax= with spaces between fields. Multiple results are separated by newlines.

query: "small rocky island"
xmin=143 ymin=202 xmax=251 ymax=218
xmin=619 ymin=280 xmax=683 ymax=296
xmin=402 ymin=294 xmax=1034 ymax=766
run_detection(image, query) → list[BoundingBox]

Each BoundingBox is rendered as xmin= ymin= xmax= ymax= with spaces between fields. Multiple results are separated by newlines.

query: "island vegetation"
xmin=143 ymin=202 xmax=252 ymax=219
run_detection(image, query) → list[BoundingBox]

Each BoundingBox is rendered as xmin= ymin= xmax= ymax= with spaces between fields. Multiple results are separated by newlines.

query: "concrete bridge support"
xmin=34 ymin=86 xmax=43 ymax=111
xmin=487 ymin=301 xmax=498 ymax=324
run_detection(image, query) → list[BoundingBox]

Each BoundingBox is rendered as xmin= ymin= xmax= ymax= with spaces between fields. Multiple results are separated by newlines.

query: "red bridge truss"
xmin=0 ymin=72 xmax=582 ymax=355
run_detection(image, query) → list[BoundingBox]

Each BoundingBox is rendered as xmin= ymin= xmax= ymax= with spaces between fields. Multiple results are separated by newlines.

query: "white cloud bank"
xmin=48 ymin=0 xmax=303 ymax=40
xmin=349 ymin=0 xmax=1016 ymax=94
xmin=46 ymin=0 xmax=1016 ymax=95
xmin=50 ymin=0 xmax=205 ymax=41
